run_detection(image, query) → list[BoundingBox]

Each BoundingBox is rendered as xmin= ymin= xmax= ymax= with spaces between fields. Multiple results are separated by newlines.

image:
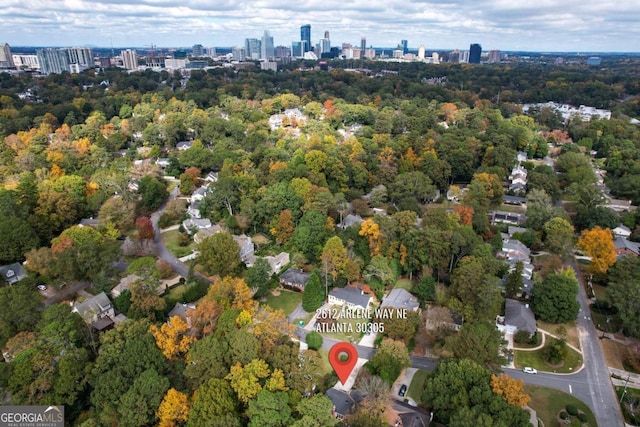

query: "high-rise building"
xmin=121 ymin=49 xmax=138 ymax=70
xmin=261 ymin=31 xmax=275 ymax=60
xmin=192 ymin=44 xmax=204 ymax=56
xmin=67 ymin=47 xmax=94 ymax=72
xmin=0 ymin=43 xmax=14 ymax=69
xmin=324 ymin=31 xmax=330 ymax=40
xmin=360 ymin=37 xmax=366 ymax=59
xmin=275 ymin=45 xmax=291 ymax=58
xmin=11 ymin=54 xmax=39 ymax=70
xmin=291 ymin=41 xmax=303 ymax=58
xmin=36 ymin=48 xmax=70 ymax=74
xmin=469 ymin=43 xmax=482 ymax=64
xmin=319 ymin=38 xmax=331 ymax=55
xmin=459 ymin=50 xmax=469 ymax=63
xmin=488 ymin=50 xmax=501 ymax=63
xmin=300 ymin=24 xmax=311 ymax=52
xmin=418 ymin=44 xmax=425 ymax=60
xmin=401 ymin=39 xmax=408 ymax=54
xmin=245 ymin=38 xmax=261 ymax=60
xmin=232 ymin=46 xmax=246 ymax=61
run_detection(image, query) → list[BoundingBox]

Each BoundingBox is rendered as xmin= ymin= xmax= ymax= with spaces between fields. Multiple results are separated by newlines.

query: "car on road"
xmin=522 ymin=367 xmax=537 ymax=374
xmin=398 ymin=384 xmax=407 ymax=397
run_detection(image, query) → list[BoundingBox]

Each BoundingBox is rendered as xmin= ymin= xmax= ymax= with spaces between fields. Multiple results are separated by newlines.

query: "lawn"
xmin=395 ymin=278 xmax=415 ymax=291
xmin=318 ymin=349 xmax=334 ymax=375
xmin=525 ymin=384 xmax=597 ymax=427
xmin=537 ymin=320 xmax=581 ymax=350
xmin=165 ymin=284 xmax=187 ymax=300
xmin=163 ymin=229 xmax=197 ymax=258
xmin=407 ymin=369 xmax=429 ymax=403
xmin=514 ymin=345 xmax=582 ymax=374
xmin=321 ymin=315 xmax=369 ymax=343
xmin=263 ymin=290 xmax=302 ymax=316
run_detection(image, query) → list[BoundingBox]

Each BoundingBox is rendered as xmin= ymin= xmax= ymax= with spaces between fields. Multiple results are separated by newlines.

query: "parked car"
xmin=523 ymin=367 xmax=537 ymax=374
xmin=398 ymin=384 xmax=407 ymax=397
xmin=37 ymin=285 xmax=47 ymax=291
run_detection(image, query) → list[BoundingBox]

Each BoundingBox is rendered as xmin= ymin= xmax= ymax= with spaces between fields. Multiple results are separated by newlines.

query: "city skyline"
xmin=1 ymin=0 xmax=640 ymax=52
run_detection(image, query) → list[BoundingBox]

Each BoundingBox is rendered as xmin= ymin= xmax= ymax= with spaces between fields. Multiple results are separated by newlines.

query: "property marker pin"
xmin=329 ymin=342 xmax=358 ymax=385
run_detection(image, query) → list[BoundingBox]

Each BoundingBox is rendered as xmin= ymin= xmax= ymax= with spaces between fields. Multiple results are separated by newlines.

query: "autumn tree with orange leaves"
xmin=577 ymin=226 xmax=616 ymax=275
xmin=359 ymin=218 xmax=382 ymax=256
xmin=149 ymin=316 xmax=197 ymax=360
xmin=491 ymin=373 xmax=530 ymax=407
xmin=454 ymin=205 xmax=474 ymax=226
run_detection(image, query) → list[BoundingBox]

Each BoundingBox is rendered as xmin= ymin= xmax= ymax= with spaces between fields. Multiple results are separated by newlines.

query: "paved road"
xmin=568 ymin=257 xmax=623 ymax=427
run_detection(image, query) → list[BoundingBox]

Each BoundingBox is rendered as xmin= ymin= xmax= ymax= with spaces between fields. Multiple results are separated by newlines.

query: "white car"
xmin=522 ymin=367 xmax=537 ymax=374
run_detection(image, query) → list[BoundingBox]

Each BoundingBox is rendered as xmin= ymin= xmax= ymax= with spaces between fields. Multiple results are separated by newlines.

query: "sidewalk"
xmin=610 ymin=367 xmax=640 ymax=389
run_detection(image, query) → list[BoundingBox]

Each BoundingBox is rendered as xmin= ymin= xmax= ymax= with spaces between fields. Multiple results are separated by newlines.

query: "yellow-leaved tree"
xmin=156 ymin=388 xmax=189 ymax=427
xmin=359 ymin=218 xmax=382 ymax=256
xmin=491 ymin=373 xmax=530 ymax=407
xmin=149 ymin=316 xmax=197 ymax=361
xmin=577 ymin=226 xmax=617 ymax=275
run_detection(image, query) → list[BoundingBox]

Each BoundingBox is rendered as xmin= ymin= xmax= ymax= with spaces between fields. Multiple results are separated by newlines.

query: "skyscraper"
xmin=0 ymin=43 xmax=14 ymax=69
xmin=66 ymin=47 xmax=94 ymax=72
xmin=245 ymin=38 xmax=261 ymax=60
xmin=418 ymin=44 xmax=425 ymax=60
xmin=488 ymin=50 xmax=501 ymax=63
xmin=300 ymin=24 xmax=311 ymax=52
xmin=320 ymin=38 xmax=331 ymax=55
xmin=360 ymin=37 xmax=366 ymax=59
xmin=261 ymin=31 xmax=275 ymax=60
xmin=36 ymin=48 xmax=70 ymax=74
xmin=401 ymin=39 xmax=408 ymax=54
xmin=469 ymin=43 xmax=482 ymax=64
xmin=121 ymin=49 xmax=138 ymax=70
xmin=291 ymin=41 xmax=303 ymax=58
xmin=192 ymin=44 xmax=204 ymax=56
xmin=324 ymin=31 xmax=330 ymax=40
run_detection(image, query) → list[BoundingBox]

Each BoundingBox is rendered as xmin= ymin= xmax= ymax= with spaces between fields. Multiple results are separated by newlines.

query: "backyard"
xmin=163 ymin=229 xmax=197 ymax=258
xmin=263 ymin=289 xmax=302 ymax=317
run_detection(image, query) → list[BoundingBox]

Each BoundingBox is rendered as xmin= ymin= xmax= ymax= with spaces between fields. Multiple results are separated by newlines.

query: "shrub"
xmin=306 ymin=331 xmax=323 ymax=351
xmin=566 ymin=404 xmax=579 ymax=416
xmin=577 ymin=413 xmax=588 ymax=423
xmin=514 ymin=330 xmax=532 ymax=344
xmin=559 ymin=411 xmax=570 ymax=420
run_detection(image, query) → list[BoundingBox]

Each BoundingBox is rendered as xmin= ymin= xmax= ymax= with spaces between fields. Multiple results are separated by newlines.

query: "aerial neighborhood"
xmin=1 ymin=47 xmax=640 ymax=427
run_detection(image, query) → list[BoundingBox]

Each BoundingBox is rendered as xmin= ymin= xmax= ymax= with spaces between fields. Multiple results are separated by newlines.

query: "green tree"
xmin=246 ymin=257 xmax=272 ymax=299
xmin=117 ymin=368 xmax=170 ymax=427
xmin=505 ymin=261 xmax=524 ymax=298
xmin=138 ymin=175 xmax=169 ymax=213
xmin=414 ymin=274 xmax=436 ymax=304
xmin=292 ymin=210 xmax=329 ymax=261
xmin=449 ymin=256 xmax=502 ymax=323
xmin=0 ymin=216 xmax=39 ymax=263
xmin=525 ymin=189 xmax=558 ymax=231
xmin=0 ymin=283 xmax=43 ymax=348
xmin=198 ymin=232 xmax=242 ymax=277
xmin=367 ymin=338 xmax=410 ymax=385
xmin=302 ymin=272 xmax=325 ymax=312
xmin=245 ymin=390 xmax=292 ymax=427
xmin=188 ymin=378 xmax=239 ymax=426
xmin=421 ymin=359 xmax=530 ymax=426
xmin=444 ymin=321 xmax=507 ymax=368
xmin=305 ymin=331 xmax=323 ymax=351
xmin=607 ymin=256 xmax=640 ymax=338
xmin=292 ymin=394 xmax=338 ymax=427
xmin=543 ymin=217 xmax=575 ymax=257
xmin=531 ymin=269 xmax=580 ymax=323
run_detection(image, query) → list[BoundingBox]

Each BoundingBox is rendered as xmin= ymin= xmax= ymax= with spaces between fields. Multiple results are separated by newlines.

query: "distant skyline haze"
xmin=1 ymin=0 xmax=639 ymax=52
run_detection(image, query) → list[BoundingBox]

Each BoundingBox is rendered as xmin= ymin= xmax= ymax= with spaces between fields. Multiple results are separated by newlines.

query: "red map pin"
xmin=329 ymin=342 xmax=358 ymax=385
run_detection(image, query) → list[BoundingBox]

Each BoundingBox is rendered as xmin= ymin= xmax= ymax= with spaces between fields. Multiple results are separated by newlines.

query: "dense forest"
xmin=0 ymin=59 xmax=639 ymax=426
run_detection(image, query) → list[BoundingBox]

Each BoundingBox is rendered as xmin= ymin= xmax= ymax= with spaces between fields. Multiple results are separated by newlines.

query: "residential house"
xmin=490 ymin=211 xmax=527 ymax=226
xmin=187 ymin=201 xmax=202 ymax=219
xmin=72 ymin=292 xmax=116 ymax=329
xmin=168 ymin=302 xmax=196 ymax=328
xmin=605 ymin=198 xmax=635 ymax=212
xmin=502 ymin=195 xmax=527 ymax=206
xmin=263 ymin=252 xmax=290 ymax=275
xmin=501 ymin=240 xmax=531 ymax=260
xmin=336 ymin=214 xmax=363 ymax=230
xmin=111 ymin=274 xmax=142 ymax=298
xmin=0 ymin=263 xmax=26 ymax=285
xmin=279 ymin=268 xmax=310 ymax=292
xmin=614 ymin=236 xmax=640 ymax=257
xmin=182 ymin=218 xmax=212 ymax=234
xmin=193 ymin=224 xmax=225 ymax=244
xmin=328 ymin=287 xmax=372 ymax=311
xmin=509 ymin=182 xmax=527 ymax=193
xmin=233 ymin=234 xmax=255 ymax=262
xmin=516 ymin=151 xmax=527 ymax=163
xmin=509 ymin=165 xmax=528 ymax=181
xmin=507 ymin=226 xmax=528 ymax=238
xmin=372 ymin=207 xmax=387 ymax=216
xmin=380 ymin=288 xmax=420 ymax=312
xmin=446 ymin=188 xmax=461 ymax=202
xmin=155 ymin=158 xmax=170 ymax=168
xmin=176 ymin=141 xmax=193 ymax=151
xmin=190 ymin=185 xmax=208 ymax=202
xmin=613 ymin=224 xmax=632 ymax=238
xmin=325 ymin=388 xmax=363 ymax=420
xmin=79 ymin=217 xmax=99 ymax=228
xmin=496 ymin=299 xmax=537 ymax=337
xmin=204 ymin=171 xmax=219 ymax=183
xmin=127 ymin=180 xmax=139 ymax=192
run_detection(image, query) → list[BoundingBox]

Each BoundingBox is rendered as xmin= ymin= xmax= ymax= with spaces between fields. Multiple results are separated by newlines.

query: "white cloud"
xmin=1 ymin=0 xmax=639 ymax=51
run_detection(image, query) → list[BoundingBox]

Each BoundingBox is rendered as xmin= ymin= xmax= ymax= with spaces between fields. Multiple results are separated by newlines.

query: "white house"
xmin=328 ymin=287 xmax=372 ymax=311
xmin=73 ymin=292 xmax=115 ymax=326
xmin=613 ymin=224 xmax=632 ymax=238
xmin=183 ymin=218 xmax=212 ymax=234
xmin=233 ymin=234 xmax=255 ymax=262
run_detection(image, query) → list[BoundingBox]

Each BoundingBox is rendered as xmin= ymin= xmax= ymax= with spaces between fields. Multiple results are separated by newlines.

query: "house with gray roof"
xmin=0 ymin=263 xmax=26 ymax=285
xmin=325 ymin=388 xmax=363 ymax=420
xmin=613 ymin=224 xmax=632 ymax=238
xmin=168 ymin=302 xmax=196 ymax=328
xmin=328 ymin=287 xmax=372 ymax=311
xmin=183 ymin=218 xmax=212 ymax=234
xmin=497 ymin=299 xmax=537 ymax=337
xmin=615 ymin=236 xmax=640 ymax=257
xmin=380 ymin=288 xmax=420 ymax=312
xmin=176 ymin=141 xmax=193 ymax=151
xmin=72 ymin=292 xmax=115 ymax=327
xmin=501 ymin=239 xmax=531 ymax=260
xmin=190 ymin=185 xmax=208 ymax=202
xmin=336 ymin=214 xmax=363 ymax=230
xmin=279 ymin=268 xmax=310 ymax=292
xmin=233 ymin=234 xmax=255 ymax=262
xmin=503 ymin=195 xmax=527 ymax=206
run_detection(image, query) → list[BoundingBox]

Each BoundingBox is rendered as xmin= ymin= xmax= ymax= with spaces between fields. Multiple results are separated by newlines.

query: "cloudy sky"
xmin=1 ymin=0 xmax=639 ymax=52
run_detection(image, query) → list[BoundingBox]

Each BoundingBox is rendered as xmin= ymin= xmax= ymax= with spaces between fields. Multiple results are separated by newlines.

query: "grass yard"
xmin=407 ymin=369 xmax=429 ymax=403
xmin=537 ymin=320 xmax=581 ymax=350
xmin=165 ymin=284 xmax=187 ymax=300
xmin=602 ymin=339 xmax=630 ymax=370
xmin=525 ymin=384 xmax=597 ymax=427
xmin=318 ymin=349 xmax=334 ymax=375
xmin=395 ymin=278 xmax=415 ymax=291
xmin=322 ymin=313 xmax=370 ymax=343
xmin=514 ymin=345 xmax=582 ymax=374
xmin=263 ymin=290 xmax=302 ymax=316
xmin=162 ymin=229 xmax=197 ymax=258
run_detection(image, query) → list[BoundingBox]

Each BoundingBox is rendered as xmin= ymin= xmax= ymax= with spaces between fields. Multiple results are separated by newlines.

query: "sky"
xmin=1 ymin=0 xmax=640 ymax=52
